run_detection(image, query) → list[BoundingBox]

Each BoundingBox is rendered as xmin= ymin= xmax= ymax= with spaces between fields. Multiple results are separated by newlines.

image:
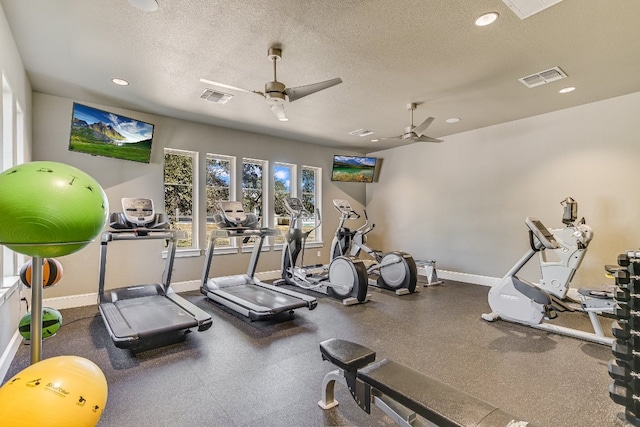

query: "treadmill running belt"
xmin=114 ymin=295 xmax=198 ymax=338
xmin=214 ymin=284 xmax=310 ymax=313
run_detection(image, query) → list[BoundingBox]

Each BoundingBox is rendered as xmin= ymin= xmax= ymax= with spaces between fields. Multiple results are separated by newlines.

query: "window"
xmin=1 ymin=74 xmax=26 ymax=288
xmin=164 ymin=149 xmax=198 ymax=250
xmin=242 ymin=159 xmax=267 ymax=225
xmin=301 ymin=166 xmax=321 ymax=243
xmin=206 ymin=153 xmax=235 ymax=247
xmin=241 ymin=159 xmax=267 ymax=246
xmin=273 ymin=162 xmax=296 ymax=244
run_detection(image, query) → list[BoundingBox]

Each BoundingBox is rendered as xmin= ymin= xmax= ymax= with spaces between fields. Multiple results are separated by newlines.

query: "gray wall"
xmin=32 ymin=93 xmax=366 ymax=298
xmin=366 ymin=90 xmax=640 ymax=287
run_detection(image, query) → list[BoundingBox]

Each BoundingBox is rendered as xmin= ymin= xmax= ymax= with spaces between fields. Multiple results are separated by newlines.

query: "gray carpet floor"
xmin=4 ymin=280 xmax=629 ymax=426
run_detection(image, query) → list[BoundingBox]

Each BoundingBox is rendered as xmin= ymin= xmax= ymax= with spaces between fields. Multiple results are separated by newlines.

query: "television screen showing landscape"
xmin=331 ymin=155 xmax=377 ymax=183
xmin=69 ymin=103 xmax=154 ymax=163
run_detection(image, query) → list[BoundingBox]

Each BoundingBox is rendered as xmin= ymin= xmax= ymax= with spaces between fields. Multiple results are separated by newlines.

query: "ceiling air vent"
xmin=502 ymin=0 xmax=563 ymax=20
xmin=349 ymin=128 xmax=375 ymax=137
xmin=200 ymin=88 xmax=233 ymax=104
xmin=519 ymin=66 xmax=567 ymax=88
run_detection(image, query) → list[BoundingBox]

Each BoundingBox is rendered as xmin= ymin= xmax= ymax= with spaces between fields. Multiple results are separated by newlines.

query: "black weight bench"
xmin=318 ymin=339 xmax=534 ymax=427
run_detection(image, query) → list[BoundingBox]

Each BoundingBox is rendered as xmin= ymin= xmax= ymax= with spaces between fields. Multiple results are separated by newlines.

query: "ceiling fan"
xmin=374 ymin=103 xmax=443 ymax=143
xmin=200 ymin=47 xmax=342 ymax=122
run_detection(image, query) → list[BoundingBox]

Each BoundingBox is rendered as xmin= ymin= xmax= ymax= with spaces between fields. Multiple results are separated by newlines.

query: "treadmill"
xmin=201 ymin=201 xmax=317 ymax=320
xmin=98 ymin=198 xmax=213 ymax=349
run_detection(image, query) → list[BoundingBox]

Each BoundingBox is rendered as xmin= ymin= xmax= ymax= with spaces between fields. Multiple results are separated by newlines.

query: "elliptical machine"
xmin=276 ymin=197 xmax=370 ymax=305
xmin=482 ymin=216 xmax=613 ymax=346
xmin=330 ymin=199 xmax=418 ymax=295
xmin=537 ymin=197 xmax=614 ymax=315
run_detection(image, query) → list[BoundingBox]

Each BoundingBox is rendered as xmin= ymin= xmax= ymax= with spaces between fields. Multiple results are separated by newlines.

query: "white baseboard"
xmin=171 ymin=280 xmax=200 ymax=292
xmin=255 ymin=270 xmax=283 ymax=281
xmin=39 ymin=281 xmax=205 ymax=310
xmin=42 ymin=292 xmax=98 ymax=310
xmin=437 ymin=269 xmax=499 ymax=287
xmin=33 ymin=270 xmax=498 ymax=312
xmin=0 ymin=330 xmax=22 ymax=383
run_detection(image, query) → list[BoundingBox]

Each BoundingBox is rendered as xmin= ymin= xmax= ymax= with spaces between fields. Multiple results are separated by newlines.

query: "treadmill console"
xmin=122 ymin=198 xmax=155 ymax=226
xmin=109 ymin=198 xmax=169 ymax=231
xmin=525 ymin=217 xmax=560 ymax=250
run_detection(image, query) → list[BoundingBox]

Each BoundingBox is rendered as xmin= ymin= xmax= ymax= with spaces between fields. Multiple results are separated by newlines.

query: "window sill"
xmin=0 ymin=276 xmax=20 ymax=307
xmin=163 ymin=248 xmax=202 ymax=258
xmin=273 ymin=242 xmax=323 ymax=251
xmin=241 ymin=244 xmax=271 ymax=253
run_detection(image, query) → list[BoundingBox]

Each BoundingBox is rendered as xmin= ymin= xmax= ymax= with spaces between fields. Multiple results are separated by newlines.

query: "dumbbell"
xmin=609 ymin=359 xmax=634 ymax=382
xmin=610 ymin=380 xmax=634 ymax=406
xmin=612 ymin=341 xmax=640 ymax=362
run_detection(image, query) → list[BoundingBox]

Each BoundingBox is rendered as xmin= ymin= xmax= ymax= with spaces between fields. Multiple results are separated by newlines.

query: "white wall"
xmin=366 ymin=91 xmax=640 ymax=288
xmin=31 ymin=93 xmax=367 ymax=299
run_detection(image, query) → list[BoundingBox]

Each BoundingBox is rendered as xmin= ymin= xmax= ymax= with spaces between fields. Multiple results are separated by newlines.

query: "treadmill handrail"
xmin=210 ymin=227 xmax=280 ymax=238
xmin=98 ymin=228 xmax=180 ymax=299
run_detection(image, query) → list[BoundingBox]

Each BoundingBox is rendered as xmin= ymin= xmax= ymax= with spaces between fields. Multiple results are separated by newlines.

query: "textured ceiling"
xmin=2 ymin=0 xmax=640 ymax=152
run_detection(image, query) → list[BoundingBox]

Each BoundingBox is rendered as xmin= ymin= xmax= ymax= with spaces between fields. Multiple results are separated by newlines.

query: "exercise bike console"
xmin=525 ymin=217 xmax=560 ymax=251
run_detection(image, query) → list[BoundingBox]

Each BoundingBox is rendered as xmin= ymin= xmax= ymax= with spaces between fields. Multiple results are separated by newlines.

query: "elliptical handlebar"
xmin=359 ymin=210 xmax=375 ymax=235
xmin=284 ymin=197 xmax=321 ymax=235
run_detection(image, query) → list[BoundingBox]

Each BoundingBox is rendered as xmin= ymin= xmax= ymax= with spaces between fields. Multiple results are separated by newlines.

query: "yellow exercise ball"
xmin=0 ymin=356 xmax=108 ymax=427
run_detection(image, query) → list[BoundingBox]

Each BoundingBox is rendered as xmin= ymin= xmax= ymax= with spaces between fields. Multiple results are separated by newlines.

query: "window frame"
xmin=163 ymin=148 xmax=199 ymax=255
xmin=241 ymin=158 xmax=268 ymax=250
xmin=205 ymin=153 xmax=237 ymax=251
xmin=273 ymin=162 xmax=297 ymax=248
xmin=1 ymin=74 xmax=26 ymax=291
xmin=301 ymin=165 xmax=322 ymax=244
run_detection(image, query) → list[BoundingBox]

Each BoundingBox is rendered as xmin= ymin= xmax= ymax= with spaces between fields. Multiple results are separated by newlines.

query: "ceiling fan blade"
xmin=415 ymin=135 xmax=443 ymax=143
xmin=374 ymin=135 xmax=404 ymax=141
xmin=270 ymin=104 xmax=288 ymax=121
xmin=199 ymin=78 xmax=264 ymax=96
xmin=412 ymin=116 xmax=435 ymax=136
xmin=284 ymin=78 xmax=342 ymax=102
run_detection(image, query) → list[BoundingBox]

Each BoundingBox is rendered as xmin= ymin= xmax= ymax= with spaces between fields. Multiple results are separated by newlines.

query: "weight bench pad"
xmin=319 ymin=339 xmax=376 ymax=372
xmin=358 ymin=359 xmax=531 ymax=427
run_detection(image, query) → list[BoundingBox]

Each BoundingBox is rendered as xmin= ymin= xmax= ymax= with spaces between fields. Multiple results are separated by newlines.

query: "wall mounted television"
xmin=331 ymin=155 xmax=377 ymax=183
xmin=69 ymin=103 xmax=154 ymax=163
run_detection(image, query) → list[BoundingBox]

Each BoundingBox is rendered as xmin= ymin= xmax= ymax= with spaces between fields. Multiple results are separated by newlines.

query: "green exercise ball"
xmin=0 ymin=161 xmax=108 ymax=257
xmin=18 ymin=307 xmax=63 ymax=341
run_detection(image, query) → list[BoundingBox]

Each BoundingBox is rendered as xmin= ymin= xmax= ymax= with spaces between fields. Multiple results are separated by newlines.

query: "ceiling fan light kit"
xmin=200 ymin=46 xmax=342 ymax=122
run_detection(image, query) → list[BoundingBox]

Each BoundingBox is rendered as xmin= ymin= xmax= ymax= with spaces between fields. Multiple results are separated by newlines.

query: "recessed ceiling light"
xmin=111 ymin=78 xmax=129 ymax=86
xmin=446 ymin=117 xmax=461 ymax=124
xmin=371 ymin=139 xmax=379 ymax=142
xmin=279 ymin=117 xmax=289 ymax=122
xmin=559 ymin=86 xmax=576 ymax=94
xmin=475 ymin=12 xmax=499 ymax=26
xmin=128 ymin=0 xmax=158 ymax=12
